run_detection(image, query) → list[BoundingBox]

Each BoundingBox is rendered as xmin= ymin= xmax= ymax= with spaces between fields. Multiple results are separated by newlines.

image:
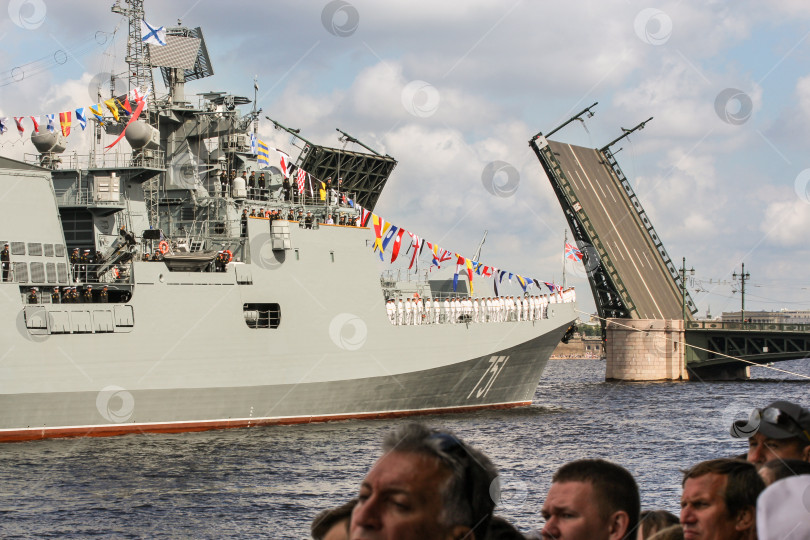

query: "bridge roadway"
xmin=548 ymin=141 xmax=683 ymax=320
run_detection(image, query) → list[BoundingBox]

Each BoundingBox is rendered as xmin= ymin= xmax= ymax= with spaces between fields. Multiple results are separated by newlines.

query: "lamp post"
xmin=680 ymin=257 xmax=695 ymax=321
xmin=733 ymin=263 xmax=750 ymax=323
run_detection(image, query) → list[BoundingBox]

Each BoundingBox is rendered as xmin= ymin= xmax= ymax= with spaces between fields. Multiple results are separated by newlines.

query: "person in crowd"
xmin=638 ymin=510 xmax=679 ymax=539
xmin=312 ymin=499 xmax=356 ymax=540
xmin=283 ymin=176 xmax=291 ymax=202
xmin=215 ymin=251 xmax=229 ymax=272
xmin=83 ymin=286 xmax=93 ymax=303
xmin=326 ymin=214 xmax=334 ymax=225
xmin=305 ymin=212 xmax=314 ymax=229
xmin=241 ymin=209 xmax=248 ymax=237
xmin=219 ymin=170 xmax=227 ymax=196
xmin=485 ymin=515 xmax=526 ymax=539
xmin=27 ymin=287 xmax=38 ymax=304
xmin=386 ymin=299 xmax=396 ymax=325
xmin=539 ymin=458 xmax=639 ymax=540
xmin=99 ymin=285 xmax=108 ymax=303
xmin=258 ymin=172 xmax=266 ymax=200
xmin=756 ymin=475 xmax=810 ymax=540
xmin=647 ymin=526 xmax=683 ymax=540
xmin=729 ymin=400 xmax=810 ymax=467
xmin=51 ymin=286 xmax=60 ymax=304
xmin=349 ymin=423 xmax=499 ymax=540
xmin=758 ymin=457 xmax=810 ymax=486
xmin=1 ymin=242 xmax=9 ymax=282
xmin=680 ymin=458 xmax=763 ymax=540
xmin=247 ymin=171 xmax=256 ymax=198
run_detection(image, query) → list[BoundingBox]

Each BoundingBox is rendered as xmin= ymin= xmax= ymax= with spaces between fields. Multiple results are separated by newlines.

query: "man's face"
xmin=540 ymin=481 xmax=615 ymax=540
xmin=746 ymin=432 xmax=808 ymax=466
xmin=680 ymin=473 xmax=741 ymax=540
xmin=350 ymin=451 xmax=460 ymax=540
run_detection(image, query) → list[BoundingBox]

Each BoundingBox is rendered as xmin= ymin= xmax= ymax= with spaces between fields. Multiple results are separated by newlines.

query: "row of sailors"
xmin=27 ymin=285 xmax=108 ymax=304
xmin=385 ymin=290 xmax=576 ymax=325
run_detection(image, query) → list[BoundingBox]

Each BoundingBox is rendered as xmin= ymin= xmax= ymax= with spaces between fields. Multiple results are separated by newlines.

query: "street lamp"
xmin=733 ymin=262 xmax=750 ymax=323
xmin=680 ymin=257 xmax=695 ymax=322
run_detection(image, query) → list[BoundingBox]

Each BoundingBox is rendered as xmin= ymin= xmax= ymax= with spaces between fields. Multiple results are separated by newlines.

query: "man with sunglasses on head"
xmin=730 ymin=400 xmax=810 ymax=467
xmin=349 ymin=423 xmax=500 ymax=540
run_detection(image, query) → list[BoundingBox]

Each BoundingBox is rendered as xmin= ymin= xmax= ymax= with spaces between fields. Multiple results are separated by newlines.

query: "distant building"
xmin=720 ymin=309 xmax=810 ymax=324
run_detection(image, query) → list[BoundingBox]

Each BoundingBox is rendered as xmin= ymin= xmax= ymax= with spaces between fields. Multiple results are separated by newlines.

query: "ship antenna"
xmin=472 ymin=230 xmax=487 ymax=263
xmin=111 ymin=0 xmax=157 ymax=116
xmin=253 ymin=76 xmax=259 ymax=136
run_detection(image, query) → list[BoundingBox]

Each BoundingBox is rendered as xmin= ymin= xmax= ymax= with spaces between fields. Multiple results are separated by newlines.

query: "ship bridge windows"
xmin=28 ymin=243 xmax=43 ymax=256
xmin=60 ymin=209 xmax=94 ymax=251
xmin=243 ymin=303 xmax=280 ymax=329
xmin=30 ymin=262 xmax=45 ymax=283
xmin=14 ymin=262 xmax=28 ymax=283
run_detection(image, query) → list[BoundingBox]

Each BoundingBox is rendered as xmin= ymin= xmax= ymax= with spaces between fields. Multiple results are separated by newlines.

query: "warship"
xmin=0 ymin=1 xmax=577 ymax=442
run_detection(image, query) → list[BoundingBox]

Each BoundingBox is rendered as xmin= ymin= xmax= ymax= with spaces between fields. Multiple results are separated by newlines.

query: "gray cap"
xmin=731 ymin=400 xmax=810 ymax=442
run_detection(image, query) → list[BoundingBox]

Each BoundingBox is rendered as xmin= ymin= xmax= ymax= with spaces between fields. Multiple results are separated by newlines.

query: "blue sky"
xmin=2 ymin=0 xmax=810 ymax=319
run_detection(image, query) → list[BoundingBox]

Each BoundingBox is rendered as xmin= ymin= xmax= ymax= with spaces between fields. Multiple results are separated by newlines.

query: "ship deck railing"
xmin=54 ymin=186 xmax=126 ymax=207
xmin=24 ymin=150 xmax=166 ymax=170
xmin=383 ymin=296 xmax=571 ymax=326
xmin=68 ymin=261 xmax=134 ymax=285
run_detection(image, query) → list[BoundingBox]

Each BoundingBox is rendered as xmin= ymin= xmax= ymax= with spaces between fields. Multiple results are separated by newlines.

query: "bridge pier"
xmin=605 ymin=319 xmax=687 ymax=381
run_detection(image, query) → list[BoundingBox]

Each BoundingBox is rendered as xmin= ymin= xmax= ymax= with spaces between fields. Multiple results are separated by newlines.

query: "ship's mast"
xmin=111 ymin=0 xmax=157 ymax=114
xmin=111 ymin=0 xmax=160 ymax=228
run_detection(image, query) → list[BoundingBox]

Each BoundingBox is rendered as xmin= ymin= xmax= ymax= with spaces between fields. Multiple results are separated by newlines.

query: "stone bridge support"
xmin=605 ymin=318 xmax=687 ymax=381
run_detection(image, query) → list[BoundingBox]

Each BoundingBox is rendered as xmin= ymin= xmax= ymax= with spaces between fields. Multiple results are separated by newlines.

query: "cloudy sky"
xmin=2 ymin=0 xmax=810 ymax=319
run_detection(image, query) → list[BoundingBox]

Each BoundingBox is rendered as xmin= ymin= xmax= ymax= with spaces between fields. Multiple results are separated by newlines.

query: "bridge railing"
xmin=686 ymin=320 xmax=810 ymax=333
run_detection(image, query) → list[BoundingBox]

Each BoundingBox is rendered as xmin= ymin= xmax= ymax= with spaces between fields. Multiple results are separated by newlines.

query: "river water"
xmin=2 ymin=358 xmax=808 ymax=538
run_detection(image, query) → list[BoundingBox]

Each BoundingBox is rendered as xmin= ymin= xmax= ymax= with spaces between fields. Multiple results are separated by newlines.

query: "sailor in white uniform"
xmin=397 ymin=298 xmax=404 ymax=325
xmin=386 ymin=299 xmax=396 ymax=324
xmin=415 ymin=297 xmax=423 ymax=325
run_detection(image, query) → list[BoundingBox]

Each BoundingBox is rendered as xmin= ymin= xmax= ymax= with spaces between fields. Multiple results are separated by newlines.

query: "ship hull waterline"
xmin=0 ymin=318 xmax=572 ymax=443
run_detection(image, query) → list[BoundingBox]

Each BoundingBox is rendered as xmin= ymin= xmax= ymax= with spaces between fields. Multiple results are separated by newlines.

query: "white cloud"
xmin=761 ymin=198 xmax=810 ymax=246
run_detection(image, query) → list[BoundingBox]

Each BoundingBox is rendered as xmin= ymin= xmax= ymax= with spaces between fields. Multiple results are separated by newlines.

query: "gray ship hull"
xmin=0 ymin=165 xmax=578 ymax=442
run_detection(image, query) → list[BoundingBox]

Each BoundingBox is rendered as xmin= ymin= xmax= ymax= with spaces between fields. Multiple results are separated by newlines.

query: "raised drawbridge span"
xmin=529 ymin=106 xmax=809 ymax=378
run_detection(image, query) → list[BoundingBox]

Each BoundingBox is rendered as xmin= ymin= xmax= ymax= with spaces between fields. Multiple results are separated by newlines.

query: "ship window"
xmin=14 ymin=262 xmax=28 ymax=283
xmin=243 ymin=303 xmax=280 ymax=329
xmin=57 ymin=263 xmax=68 ymax=283
xmin=46 ymin=263 xmax=56 ymax=283
xmin=44 ymin=244 xmax=54 ymax=257
xmin=60 ymin=209 xmax=93 ymax=251
xmin=30 ymin=262 xmax=45 ymax=283
xmin=11 ymin=242 xmax=25 ymax=256
xmin=28 ymin=243 xmax=43 ymax=256
xmin=55 ymin=244 xmax=66 ymax=257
